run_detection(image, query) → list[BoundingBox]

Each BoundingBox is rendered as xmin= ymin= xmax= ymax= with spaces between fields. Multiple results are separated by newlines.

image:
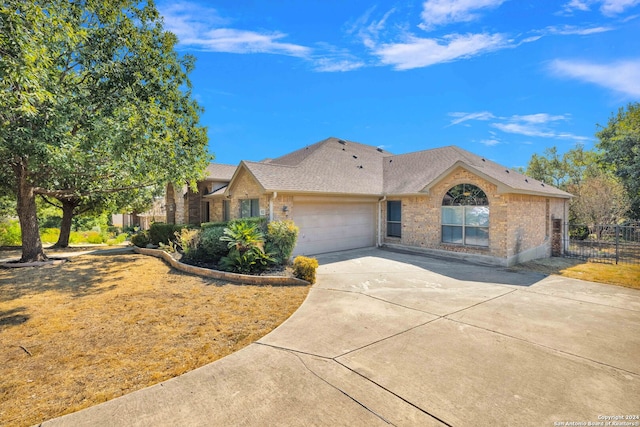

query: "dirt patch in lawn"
xmin=0 ymin=251 xmax=310 ymax=427
xmin=510 ymin=257 xmax=640 ymax=289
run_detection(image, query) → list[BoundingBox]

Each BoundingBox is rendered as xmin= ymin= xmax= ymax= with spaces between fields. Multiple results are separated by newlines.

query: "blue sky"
xmin=156 ymin=0 xmax=640 ymax=169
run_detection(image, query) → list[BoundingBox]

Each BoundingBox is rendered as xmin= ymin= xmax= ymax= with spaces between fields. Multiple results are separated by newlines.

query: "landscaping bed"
xmin=0 ymin=250 xmax=310 ymax=426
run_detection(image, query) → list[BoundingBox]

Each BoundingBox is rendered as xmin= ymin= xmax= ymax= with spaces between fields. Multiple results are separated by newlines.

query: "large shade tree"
xmin=596 ymin=102 xmax=640 ymax=220
xmin=1 ymin=0 xmax=210 ymax=262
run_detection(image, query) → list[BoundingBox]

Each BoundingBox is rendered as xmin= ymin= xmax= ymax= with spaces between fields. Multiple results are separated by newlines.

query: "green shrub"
xmin=293 ymin=256 xmax=319 ymax=284
xmin=148 ymin=223 xmax=190 ymax=246
xmin=266 ymin=220 xmax=299 ymax=264
xmin=0 ymin=219 xmax=21 ymax=246
xmin=201 ymin=221 xmax=228 ymax=230
xmin=199 ymin=225 xmax=228 ymax=262
xmin=177 ymin=228 xmax=201 ymax=260
xmin=131 ymin=231 xmax=151 ymax=247
xmin=115 ymin=233 xmax=128 ymax=244
xmin=219 ymin=246 xmax=275 ymax=274
xmin=40 ymin=228 xmax=60 ymax=244
xmin=219 ymin=220 xmax=275 ymax=274
xmin=85 ymin=231 xmax=105 ymax=244
xmin=228 ymin=217 xmax=267 ymax=232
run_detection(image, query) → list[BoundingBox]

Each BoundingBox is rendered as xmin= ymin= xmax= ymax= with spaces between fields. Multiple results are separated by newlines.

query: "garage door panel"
xmin=293 ymin=202 xmax=375 ymax=256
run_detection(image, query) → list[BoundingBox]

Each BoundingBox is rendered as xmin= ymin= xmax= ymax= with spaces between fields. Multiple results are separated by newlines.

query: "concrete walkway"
xmin=42 ymin=248 xmax=640 ymax=426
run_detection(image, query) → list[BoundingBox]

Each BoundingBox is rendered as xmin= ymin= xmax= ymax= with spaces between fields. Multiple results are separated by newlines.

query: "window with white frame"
xmin=441 ymin=184 xmax=489 ymax=247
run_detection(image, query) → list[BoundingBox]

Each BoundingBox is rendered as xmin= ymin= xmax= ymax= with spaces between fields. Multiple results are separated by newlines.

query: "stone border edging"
xmin=133 ymin=247 xmax=309 ymax=286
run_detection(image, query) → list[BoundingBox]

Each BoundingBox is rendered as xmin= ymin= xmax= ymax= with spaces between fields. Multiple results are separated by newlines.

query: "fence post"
xmin=615 ymin=225 xmax=619 ymax=265
xmin=552 ymin=219 xmax=562 ymax=257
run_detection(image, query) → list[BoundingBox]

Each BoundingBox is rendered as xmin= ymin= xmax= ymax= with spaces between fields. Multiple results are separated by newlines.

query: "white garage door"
xmin=292 ymin=201 xmax=376 ymax=256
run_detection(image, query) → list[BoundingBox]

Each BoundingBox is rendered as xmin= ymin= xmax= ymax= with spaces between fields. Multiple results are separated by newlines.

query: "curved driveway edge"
xmin=41 ymin=248 xmax=640 ymax=426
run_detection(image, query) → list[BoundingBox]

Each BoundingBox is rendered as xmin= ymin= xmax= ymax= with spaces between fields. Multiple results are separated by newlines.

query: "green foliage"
xmin=293 ymin=256 xmax=319 ymax=284
xmin=148 ymin=223 xmax=188 ymax=246
xmin=266 ymin=220 xmax=299 ymax=264
xmin=596 ymin=102 xmax=640 ymax=220
xmin=0 ymin=220 xmax=21 ymax=246
xmin=219 ymin=220 xmax=275 ymax=274
xmin=198 ymin=226 xmax=229 ymax=262
xmin=524 ymin=145 xmax=600 ymax=190
xmin=220 ymin=221 xmax=267 ymax=253
xmin=131 ymin=231 xmax=151 ymax=248
xmin=40 ymin=228 xmax=61 ymax=244
xmin=176 ymin=228 xmax=201 ymax=260
xmin=201 ymin=221 xmax=229 ymax=230
xmin=228 ymin=217 xmax=268 ymax=232
xmin=0 ymin=0 xmax=210 ymax=261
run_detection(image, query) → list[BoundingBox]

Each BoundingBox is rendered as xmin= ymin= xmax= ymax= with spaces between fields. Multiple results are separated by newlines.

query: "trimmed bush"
xmin=148 ymin=223 xmax=190 ymax=246
xmin=293 ymin=256 xmax=319 ymax=284
xmin=266 ymin=220 xmax=299 ymax=264
xmin=131 ymin=231 xmax=151 ymax=247
xmin=200 ymin=221 xmax=228 ymax=230
xmin=199 ymin=225 xmax=228 ymax=262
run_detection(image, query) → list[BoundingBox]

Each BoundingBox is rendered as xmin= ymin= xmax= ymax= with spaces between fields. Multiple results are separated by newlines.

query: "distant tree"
xmin=524 ymin=145 xmax=599 ymax=190
xmin=523 ymin=145 xmax=629 ymax=224
xmin=596 ymin=102 xmax=640 ymax=220
xmin=0 ymin=0 xmax=210 ymax=262
xmin=567 ymin=171 xmax=630 ymax=226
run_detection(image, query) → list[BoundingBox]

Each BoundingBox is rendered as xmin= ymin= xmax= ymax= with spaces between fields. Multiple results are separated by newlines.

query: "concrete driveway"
xmin=43 ymin=248 xmax=640 ymax=426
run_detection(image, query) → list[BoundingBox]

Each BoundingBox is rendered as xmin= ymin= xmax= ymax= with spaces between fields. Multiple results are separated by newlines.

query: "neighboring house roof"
xmin=204 ymin=163 xmax=237 ymax=181
xmin=208 ymin=137 xmax=572 ymax=199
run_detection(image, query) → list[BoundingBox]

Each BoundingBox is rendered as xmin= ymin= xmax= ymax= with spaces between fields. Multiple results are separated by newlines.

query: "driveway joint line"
xmin=439 ymin=288 xmax=518 ymax=318
xmin=444 ymin=318 xmax=640 ymax=376
xmin=335 ymin=317 xmax=441 ymax=359
xmin=256 ymin=344 xmax=396 ymax=425
xmin=315 ymin=287 xmax=443 ymax=316
xmin=332 ymin=358 xmax=454 ymax=427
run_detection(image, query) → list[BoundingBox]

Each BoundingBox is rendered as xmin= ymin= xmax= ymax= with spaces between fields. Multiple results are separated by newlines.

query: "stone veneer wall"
xmin=382 ymin=166 xmax=567 ymax=262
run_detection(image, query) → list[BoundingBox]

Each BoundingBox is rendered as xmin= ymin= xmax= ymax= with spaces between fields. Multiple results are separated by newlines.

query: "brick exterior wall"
xmin=382 ymin=166 xmax=567 ymax=263
xmin=227 ymin=168 xmax=268 ymax=219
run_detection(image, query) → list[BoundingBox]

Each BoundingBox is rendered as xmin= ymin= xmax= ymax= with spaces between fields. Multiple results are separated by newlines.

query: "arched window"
xmin=442 ymin=184 xmax=489 ymax=247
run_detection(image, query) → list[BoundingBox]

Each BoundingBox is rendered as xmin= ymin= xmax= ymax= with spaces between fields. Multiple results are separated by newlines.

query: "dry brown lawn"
xmin=0 ymin=249 xmax=310 ymax=427
xmin=511 ymin=257 xmax=640 ymax=289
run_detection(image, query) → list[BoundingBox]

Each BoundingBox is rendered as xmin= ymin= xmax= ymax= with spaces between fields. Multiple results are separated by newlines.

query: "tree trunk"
xmin=54 ymin=199 xmax=78 ymax=248
xmin=14 ymin=162 xmax=47 ymax=262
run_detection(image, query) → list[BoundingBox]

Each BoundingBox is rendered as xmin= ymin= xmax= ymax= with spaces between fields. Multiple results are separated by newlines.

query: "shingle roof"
xmin=204 ymin=163 xmax=237 ymax=181
xmin=383 ymin=146 xmax=572 ymax=198
xmin=243 ymin=137 xmax=388 ymax=195
xmin=207 ymin=138 xmax=571 ymax=199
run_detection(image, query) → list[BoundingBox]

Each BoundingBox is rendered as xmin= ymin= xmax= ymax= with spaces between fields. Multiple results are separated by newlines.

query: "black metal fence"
xmin=563 ymin=223 xmax=640 ymax=265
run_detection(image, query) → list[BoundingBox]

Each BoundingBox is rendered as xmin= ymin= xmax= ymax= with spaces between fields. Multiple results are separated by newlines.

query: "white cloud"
xmin=449 ymin=110 xmax=590 ymax=141
xmin=545 ymin=25 xmax=614 ymax=35
xmin=313 ymin=58 xmax=366 ymax=72
xmin=188 ymin=28 xmax=310 ymax=56
xmin=158 ymin=2 xmax=310 ymax=57
xmin=419 ymin=0 xmax=507 ymax=30
xmin=374 ymin=33 xmax=507 ymax=70
xmin=550 ymin=59 xmax=640 ymax=97
xmin=491 ymin=115 xmax=590 ymax=141
xmin=479 ymin=138 xmax=501 ymax=146
xmin=449 ymin=111 xmax=496 ymax=125
xmin=561 ymin=0 xmax=640 ymax=16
